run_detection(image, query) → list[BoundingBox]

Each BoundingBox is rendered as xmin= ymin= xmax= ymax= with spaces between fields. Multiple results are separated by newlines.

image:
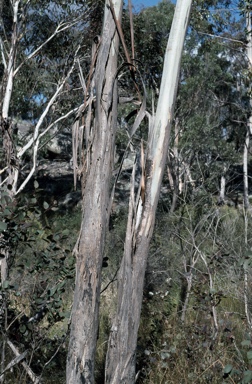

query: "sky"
xmin=132 ymin=0 xmax=160 ymax=8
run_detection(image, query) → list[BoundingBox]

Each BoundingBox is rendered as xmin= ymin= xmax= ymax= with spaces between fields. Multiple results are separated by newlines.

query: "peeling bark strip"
xmin=66 ymin=1 xmax=123 ymax=383
xmin=105 ymin=0 xmax=193 ymax=382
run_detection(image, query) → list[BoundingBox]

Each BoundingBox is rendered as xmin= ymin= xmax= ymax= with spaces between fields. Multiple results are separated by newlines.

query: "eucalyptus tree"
xmin=0 ymin=0 xmax=92 ymax=194
xmin=66 ymin=0 xmax=123 ymax=382
xmin=244 ymin=5 xmax=252 ymax=214
xmin=65 ymin=0 xmax=193 ymax=381
xmin=0 ymin=0 xmax=92 ymax=379
xmin=105 ymin=0 xmax=193 ymax=381
xmin=172 ymin=4 xmax=248 ymax=204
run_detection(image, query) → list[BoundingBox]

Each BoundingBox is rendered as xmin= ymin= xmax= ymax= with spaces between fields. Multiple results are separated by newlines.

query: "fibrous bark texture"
xmin=66 ymin=1 xmax=123 ymax=383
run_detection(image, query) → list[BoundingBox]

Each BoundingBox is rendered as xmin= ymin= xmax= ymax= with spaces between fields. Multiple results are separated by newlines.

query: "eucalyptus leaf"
xmin=34 ymin=180 xmax=39 ymax=189
xmin=160 ymin=351 xmax=170 ymax=360
xmin=3 ymin=209 xmax=11 ymax=216
xmin=242 ymin=340 xmax=251 ymax=347
xmin=2 ymin=280 xmax=10 ymax=289
xmin=247 ymin=350 xmax=252 ymax=361
xmin=0 ymin=222 xmax=7 ymax=231
xmin=242 ymin=370 xmax=252 ymax=384
xmin=223 ymin=364 xmax=233 ymax=374
xmin=43 ymin=201 xmax=49 ymax=210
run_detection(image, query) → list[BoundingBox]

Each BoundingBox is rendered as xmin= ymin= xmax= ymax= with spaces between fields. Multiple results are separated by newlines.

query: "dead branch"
xmin=7 ymin=339 xmax=40 ymax=384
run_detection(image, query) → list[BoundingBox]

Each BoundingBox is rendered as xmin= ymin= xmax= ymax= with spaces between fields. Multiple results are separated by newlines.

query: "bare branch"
xmin=0 ymin=37 xmax=7 ymax=70
xmin=100 ymin=267 xmax=119 ymax=294
xmin=15 ymin=47 xmax=80 ymax=195
xmin=198 ymin=31 xmax=246 ymax=46
xmin=38 ymin=106 xmax=79 ymax=150
xmin=77 ymin=58 xmax=87 ymax=95
xmin=7 ymin=339 xmax=40 ymax=384
xmin=0 ymin=166 xmax=8 ymax=175
xmin=0 ymin=351 xmax=27 ymax=378
xmin=17 ymin=47 xmax=80 ymax=160
xmin=14 ymin=18 xmax=81 ymax=76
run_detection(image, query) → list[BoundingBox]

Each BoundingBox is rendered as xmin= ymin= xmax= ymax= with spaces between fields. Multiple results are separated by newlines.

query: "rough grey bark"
xmin=105 ymin=0 xmax=193 ymax=382
xmin=244 ymin=10 xmax=252 ymax=330
xmin=66 ymin=1 xmax=123 ymax=383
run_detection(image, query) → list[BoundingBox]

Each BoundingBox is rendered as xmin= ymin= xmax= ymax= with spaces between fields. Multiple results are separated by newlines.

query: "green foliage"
xmin=0 ymin=182 xmax=81 ymax=381
xmin=1 ymin=0 xmax=93 ymax=122
xmin=120 ymin=0 xmax=174 ymax=96
xmin=170 ymin=2 xmax=248 ymax=200
xmin=1 ymin=0 xmax=252 ymax=382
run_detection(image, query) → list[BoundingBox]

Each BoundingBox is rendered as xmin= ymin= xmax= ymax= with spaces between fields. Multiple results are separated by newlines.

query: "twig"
xmin=100 ymin=268 xmax=119 ymax=294
xmin=14 ymin=18 xmax=82 ymax=76
xmin=7 ymin=339 xmax=40 ymax=383
xmin=6 ymin=311 xmax=24 ymax=331
xmin=38 ymin=332 xmax=69 ymax=381
xmin=0 ymin=37 xmax=7 ymax=70
xmin=197 ymin=31 xmax=246 ymax=45
xmin=0 ymin=350 xmax=27 ymax=378
xmin=0 ymin=167 xmax=8 ymax=175
xmin=197 ymin=359 xmax=235 ymax=384
xmin=37 ymin=106 xmax=79 ymax=150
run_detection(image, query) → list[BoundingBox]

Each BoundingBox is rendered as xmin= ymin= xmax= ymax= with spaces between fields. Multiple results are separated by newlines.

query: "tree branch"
xmin=38 ymin=106 xmax=79 ymax=150
xmin=0 ymin=37 xmax=7 ymax=70
xmin=198 ymin=31 xmax=246 ymax=45
xmin=6 ymin=339 xmax=40 ymax=384
xmin=15 ymin=47 xmax=80 ymax=195
xmin=14 ymin=18 xmax=82 ymax=76
xmin=0 ymin=351 xmax=27 ymax=378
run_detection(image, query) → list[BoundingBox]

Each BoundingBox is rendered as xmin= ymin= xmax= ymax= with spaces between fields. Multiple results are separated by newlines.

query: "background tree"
xmin=0 ymin=1 xmax=92 ymax=380
xmin=171 ymin=3 xmax=248 ymax=207
xmin=2 ymin=0 xmax=252 ymax=383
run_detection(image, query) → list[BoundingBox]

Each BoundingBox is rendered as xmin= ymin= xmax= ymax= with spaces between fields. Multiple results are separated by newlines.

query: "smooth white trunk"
xmin=244 ymin=12 xmax=252 ymax=211
xmin=2 ymin=1 xmax=20 ymax=119
xmin=105 ymin=0 xmax=193 ymax=382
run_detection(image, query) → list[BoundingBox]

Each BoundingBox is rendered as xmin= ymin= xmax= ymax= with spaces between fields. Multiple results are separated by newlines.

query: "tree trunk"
xmin=1 ymin=0 xmax=20 ymax=197
xmin=218 ymin=165 xmax=227 ymax=205
xmin=66 ymin=1 xmax=123 ymax=383
xmin=244 ymin=11 xmax=252 ymax=213
xmin=0 ymin=5 xmax=20 ymax=379
xmin=168 ymin=118 xmax=180 ymax=212
xmin=105 ymin=0 xmax=193 ymax=382
xmin=244 ymin=10 xmax=252 ymax=329
xmin=244 ymin=129 xmax=250 ymax=211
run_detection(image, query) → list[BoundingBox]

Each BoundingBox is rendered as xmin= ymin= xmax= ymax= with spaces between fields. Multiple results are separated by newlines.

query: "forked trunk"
xmin=105 ymin=0 xmax=193 ymax=381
